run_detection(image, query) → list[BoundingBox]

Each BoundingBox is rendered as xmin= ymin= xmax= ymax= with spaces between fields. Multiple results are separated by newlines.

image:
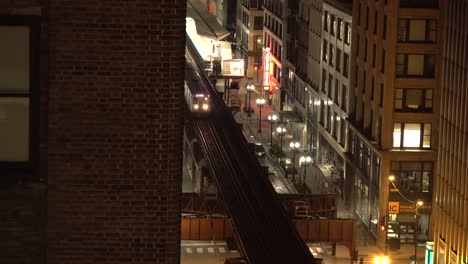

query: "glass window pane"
xmin=403 ymin=123 xmax=421 ymax=147
xmin=422 ymin=172 xmax=430 ymax=192
xmin=408 ymin=55 xmax=424 ymax=75
xmin=393 ymin=123 xmax=401 ymax=147
xmin=409 ymin=20 xmax=426 ymax=41
xmin=0 ymin=97 xmax=29 ymax=161
xmin=406 ymin=89 xmax=422 ymax=109
xmin=401 ymin=161 xmax=422 ymax=171
xmin=0 ymin=26 xmax=30 ymax=92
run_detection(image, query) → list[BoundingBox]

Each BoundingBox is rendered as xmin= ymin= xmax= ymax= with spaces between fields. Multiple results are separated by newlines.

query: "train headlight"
xmin=202 ymin=103 xmax=209 ymax=110
xmin=193 ymin=104 xmax=199 ymax=111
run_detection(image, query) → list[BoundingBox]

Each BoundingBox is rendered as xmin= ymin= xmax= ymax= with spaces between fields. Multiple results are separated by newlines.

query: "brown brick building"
xmin=0 ymin=1 xmax=186 ymax=263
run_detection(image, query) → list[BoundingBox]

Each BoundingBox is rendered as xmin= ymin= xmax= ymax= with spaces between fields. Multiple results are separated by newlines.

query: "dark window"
xmin=399 ymin=0 xmax=438 ymax=8
xmin=381 ymin=49 xmax=386 ymax=73
xmin=328 ymin=74 xmax=333 ymax=97
xmin=390 ymin=161 xmax=433 ymax=193
xmin=254 ymin=16 xmax=263 ymax=30
xmin=383 ymin=15 xmax=387 ymax=40
xmin=372 ymin=44 xmax=376 ymax=67
xmin=320 ymin=100 xmax=325 ymax=124
xmin=371 ymin=156 xmax=380 ymax=187
xmin=365 ymin=7 xmax=369 ymax=30
xmin=322 ymin=69 xmax=327 ymax=92
xmin=336 ymin=48 xmax=342 ymax=73
xmin=0 ymin=16 xmax=40 ymax=179
xmin=334 ymin=79 xmax=339 ymax=104
xmin=396 ymin=54 xmax=435 ymax=78
xmin=342 ymin=85 xmax=348 ymax=111
xmin=371 ymin=76 xmax=375 ymax=100
xmin=394 ymin=88 xmax=433 ymax=112
xmin=379 ymin=83 xmax=384 ymax=107
xmin=373 ymin=11 xmax=378 ymax=34
xmin=329 ymin=44 xmax=334 ymax=67
xmin=343 ymin=53 xmax=349 ymax=78
xmin=364 ymin=39 xmax=368 ymax=61
xmin=340 ymin=118 xmax=346 ymax=146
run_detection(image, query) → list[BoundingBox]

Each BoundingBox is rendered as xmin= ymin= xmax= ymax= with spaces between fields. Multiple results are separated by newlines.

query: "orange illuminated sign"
xmin=263 ymin=48 xmax=271 ymax=87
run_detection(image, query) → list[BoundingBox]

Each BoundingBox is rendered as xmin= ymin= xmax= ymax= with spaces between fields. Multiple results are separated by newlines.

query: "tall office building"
xmin=236 ymin=0 xmax=264 ymax=84
xmin=0 ymin=1 xmax=185 ymax=263
xmin=349 ymin=0 xmax=441 ymax=250
xmin=433 ymin=0 xmax=468 ymax=263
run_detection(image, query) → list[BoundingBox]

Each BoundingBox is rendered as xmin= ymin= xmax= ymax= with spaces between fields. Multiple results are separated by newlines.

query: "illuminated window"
xmin=393 ymin=123 xmax=432 ymax=149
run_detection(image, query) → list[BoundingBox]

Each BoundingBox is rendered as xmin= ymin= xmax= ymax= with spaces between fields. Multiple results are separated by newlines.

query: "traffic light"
xmin=380 ymin=216 xmax=386 ymax=231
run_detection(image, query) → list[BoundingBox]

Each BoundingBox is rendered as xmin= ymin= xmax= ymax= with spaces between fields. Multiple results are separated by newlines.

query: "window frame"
xmin=0 ymin=15 xmax=40 ymax=179
xmin=393 ymin=122 xmax=432 ymax=149
xmin=394 ymin=88 xmax=433 ymax=112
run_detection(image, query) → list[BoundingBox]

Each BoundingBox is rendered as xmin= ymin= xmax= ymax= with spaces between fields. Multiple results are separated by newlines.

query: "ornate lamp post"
xmin=299 ymin=155 xmax=312 ymax=193
xmin=267 ymin=114 xmax=278 ymax=146
xmin=245 ymin=84 xmax=255 ymax=117
xmin=276 ymin=126 xmax=286 ymax=154
xmin=256 ymin=98 xmax=265 ymax=133
xmin=289 ymin=141 xmax=300 ymax=183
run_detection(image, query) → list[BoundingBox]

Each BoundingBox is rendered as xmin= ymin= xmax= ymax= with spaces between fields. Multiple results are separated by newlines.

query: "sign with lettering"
xmin=388 ymin=202 xmax=400 ymax=214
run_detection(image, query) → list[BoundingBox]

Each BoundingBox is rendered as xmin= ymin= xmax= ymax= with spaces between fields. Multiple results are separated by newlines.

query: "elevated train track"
xmin=186 ymin=36 xmax=318 ymax=263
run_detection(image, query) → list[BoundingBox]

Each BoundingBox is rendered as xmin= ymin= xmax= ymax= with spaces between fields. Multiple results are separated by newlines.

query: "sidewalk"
xmin=219 ymin=79 xmax=424 ymax=264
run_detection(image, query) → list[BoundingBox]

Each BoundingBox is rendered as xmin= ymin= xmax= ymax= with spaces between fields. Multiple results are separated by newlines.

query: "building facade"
xmin=0 ymin=1 xmax=185 ymax=263
xmin=236 ymin=0 xmax=264 ymax=84
xmin=433 ymin=0 xmax=468 ymax=263
xmin=262 ymin=0 xmax=285 ymax=110
xmin=350 ymin=0 xmax=441 ymax=250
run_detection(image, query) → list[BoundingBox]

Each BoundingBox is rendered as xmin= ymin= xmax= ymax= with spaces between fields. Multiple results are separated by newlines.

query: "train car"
xmin=185 ymin=60 xmax=211 ymax=115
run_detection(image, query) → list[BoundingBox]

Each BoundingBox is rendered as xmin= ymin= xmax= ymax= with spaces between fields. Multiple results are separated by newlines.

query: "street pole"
xmin=256 ymin=98 xmax=265 ymax=133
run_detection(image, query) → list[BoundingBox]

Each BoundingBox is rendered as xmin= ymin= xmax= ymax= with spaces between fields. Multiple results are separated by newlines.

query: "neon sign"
xmin=263 ymin=47 xmax=271 ymax=87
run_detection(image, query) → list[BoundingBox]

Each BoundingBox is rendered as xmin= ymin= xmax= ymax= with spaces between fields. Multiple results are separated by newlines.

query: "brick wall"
xmin=47 ymin=1 xmax=186 ymax=263
xmin=0 ymin=0 xmax=186 ymax=263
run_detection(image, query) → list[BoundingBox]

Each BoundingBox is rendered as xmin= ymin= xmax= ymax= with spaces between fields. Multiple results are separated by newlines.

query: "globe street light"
xmin=245 ymin=84 xmax=255 ymax=117
xmin=276 ymin=126 xmax=286 ymax=155
xmin=289 ymin=141 xmax=300 ymax=183
xmin=299 ymin=155 xmax=312 ymax=194
xmin=267 ymin=114 xmax=278 ymax=146
xmin=256 ymin=98 xmax=265 ymax=133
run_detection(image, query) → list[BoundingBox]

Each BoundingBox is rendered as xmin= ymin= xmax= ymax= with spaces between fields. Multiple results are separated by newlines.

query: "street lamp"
xmin=373 ymin=256 xmax=390 ymax=264
xmin=267 ymin=114 xmax=278 ymax=146
xmin=388 ymin=175 xmax=424 ymax=264
xmin=415 ymin=200 xmax=424 ymax=264
xmin=256 ymin=98 xmax=265 ymax=133
xmin=289 ymin=141 xmax=300 ymax=183
xmin=245 ymin=84 xmax=255 ymax=117
xmin=299 ymin=155 xmax=312 ymax=193
xmin=276 ymin=126 xmax=286 ymax=155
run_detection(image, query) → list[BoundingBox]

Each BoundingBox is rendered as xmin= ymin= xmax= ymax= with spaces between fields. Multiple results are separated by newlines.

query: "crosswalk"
xmin=183 ymin=246 xmax=233 ymax=254
xmin=181 ymin=242 xmax=238 ymax=255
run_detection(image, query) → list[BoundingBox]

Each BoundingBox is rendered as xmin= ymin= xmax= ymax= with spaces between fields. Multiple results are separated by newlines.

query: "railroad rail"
xmin=186 ymin=36 xmax=318 ymax=263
